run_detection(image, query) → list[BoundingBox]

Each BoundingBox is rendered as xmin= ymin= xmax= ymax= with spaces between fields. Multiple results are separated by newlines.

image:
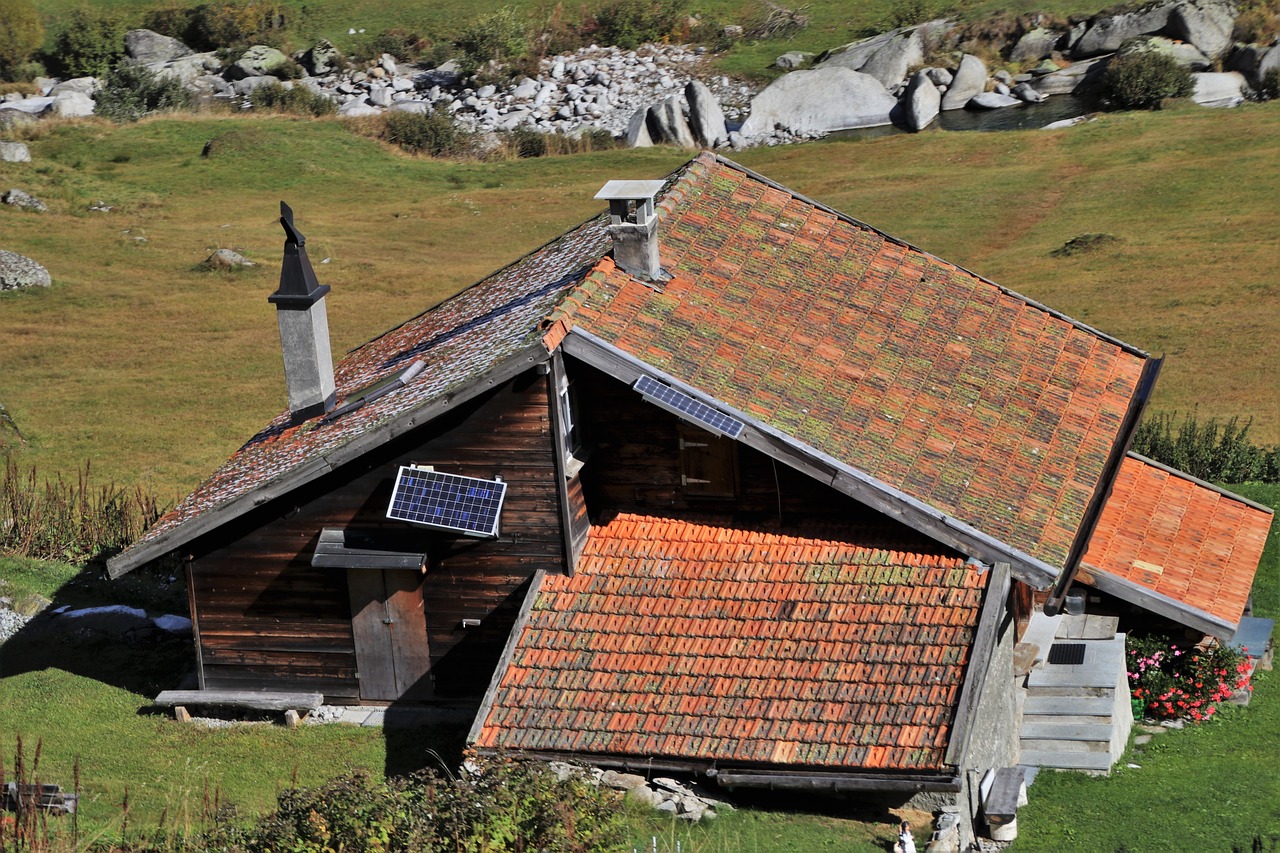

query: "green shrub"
xmin=248 ymin=79 xmax=337 ymax=116
xmin=455 ymin=7 xmax=530 ymax=75
xmin=0 ymin=0 xmax=43 ymax=82
xmin=878 ymin=0 xmax=942 ymax=31
xmin=93 ymin=62 xmax=193 ymax=122
xmin=54 ymin=8 xmax=127 ymax=78
xmin=381 ymin=109 xmax=468 ymax=156
xmin=1131 ymin=411 xmax=1280 ymax=483
xmin=1260 ymin=67 xmax=1280 ymax=101
xmin=590 ymin=0 xmax=688 ymax=49
xmin=362 ymin=27 xmax=433 ymax=63
xmin=183 ymin=1 xmax=291 ymax=51
xmin=1101 ymin=48 xmax=1195 ymax=110
xmin=204 ymin=758 xmax=625 ymax=852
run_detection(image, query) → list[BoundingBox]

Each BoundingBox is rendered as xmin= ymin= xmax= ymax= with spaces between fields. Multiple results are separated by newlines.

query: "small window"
xmin=679 ymin=425 xmax=738 ymax=499
xmin=559 ymin=374 xmax=580 ymax=455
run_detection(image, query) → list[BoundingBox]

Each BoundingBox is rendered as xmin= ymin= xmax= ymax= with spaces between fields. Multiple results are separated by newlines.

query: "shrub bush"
xmin=1101 ymin=48 xmax=1195 ymax=109
xmin=455 ymin=7 xmax=530 ymax=75
xmin=54 ymin=8 xmax=128 ymax=78
xmin=0 ymin=0 xmax=43 ymax=82
xmin=381 ymin=109 xmax=470 ymax=156
xmin=203 ymin=756 xmax=625 ymax=852
xmin=1131 ymin=411 xmax=1280 ymax=483
xmin=248 ymin=80 xmax=337 ymax=116
xmin=152 ymin=1 xmax=291 ymax=52
xmin=590 ymin=0 xmax=688 ymax=49
xmin=93 ymin=62 xmax=193 ymax=122
xmin=362 ymin=27 xmax=433 ymax=63
xmin=1260 ymin=66 xmax=1280 ymax=101
xmin=1127 ymin=633 xmax=1252 ymax=722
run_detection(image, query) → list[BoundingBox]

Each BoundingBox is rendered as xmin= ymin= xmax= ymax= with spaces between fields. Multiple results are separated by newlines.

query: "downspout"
xmin=1044 ymin=356 xmax=1163 ymax=616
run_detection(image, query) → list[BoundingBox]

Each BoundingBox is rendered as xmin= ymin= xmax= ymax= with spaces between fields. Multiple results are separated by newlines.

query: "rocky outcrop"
xmin=1010 ymin=27 xmax=1061 ymax=63
xmin=1169 ymin=0 xmax=1238 ymax=60
xmin=0 ymin=250 xmax=51 ymax=290
xmin=1074 ymin=3 xmax=1177 ymax=57
xmin=125 ymin=29 xmax=194 ymax=65
xmin=229 ymin=45 xmax=290 ymax=80
xmin=739 ymin=67 xmax=898 ymax=137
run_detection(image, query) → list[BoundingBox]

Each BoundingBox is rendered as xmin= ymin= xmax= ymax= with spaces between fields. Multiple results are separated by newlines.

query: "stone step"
xmin=1024 ymin=695 xmax=1116 ymax=716
xmin=1019 ymin=749 xmax=1114 ymax=771
xmin=1027 ymin=637 xmax=1126 ymax=689
xmin=1025 ymin=685 xmax=1114 ymax=699
xmin=1025 ymin=714 xmax=1113 ymax=726
xmin=1020 ymin=738 xmax=1110 ymax=754
xmin=1021 ymin=721 xmax=1114 ymax=741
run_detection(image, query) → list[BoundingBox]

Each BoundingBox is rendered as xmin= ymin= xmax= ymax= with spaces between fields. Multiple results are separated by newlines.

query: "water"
xmin=827 ymin=93 xmax=1102 ymax=141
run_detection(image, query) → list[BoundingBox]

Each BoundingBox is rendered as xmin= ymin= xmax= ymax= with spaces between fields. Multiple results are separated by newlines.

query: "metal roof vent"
xmin=269 ymin=201 xmax=336 ymax=424
xmin=595 ymin=180 xmax=668 ymax=281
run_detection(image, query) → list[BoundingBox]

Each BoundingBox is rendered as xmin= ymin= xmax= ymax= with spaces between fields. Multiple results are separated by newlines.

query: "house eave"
xmin=561 ymin=328 xmax=1061 ymax=590
xmin=1075 ymin=563 xmax=1239 ymax=640
xmin=106 ymin=343 xmax=552 ymax=578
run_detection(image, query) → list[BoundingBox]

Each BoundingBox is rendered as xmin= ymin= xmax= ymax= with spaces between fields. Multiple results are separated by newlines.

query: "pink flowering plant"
xmin=1126 ymin=633 xmax=1252 ymax=722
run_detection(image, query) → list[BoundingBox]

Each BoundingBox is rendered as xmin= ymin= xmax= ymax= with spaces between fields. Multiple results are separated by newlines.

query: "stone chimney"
xmin=269 ymin=201 xmax=336 ymax=424
xmin=595 ymin=180 xmax=667 ymax=280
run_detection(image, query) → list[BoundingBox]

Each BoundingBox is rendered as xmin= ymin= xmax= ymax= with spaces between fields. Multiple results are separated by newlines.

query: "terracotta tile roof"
xmin=114 ymin=218 xmax=610 ymax=563
xmin=473 ymin=512 xmax=988 ymax=772
xmin=1081 ymin=455 xmax=1273 ymax=629
xmin=558 ymin=154 xmax=1150 ymax=570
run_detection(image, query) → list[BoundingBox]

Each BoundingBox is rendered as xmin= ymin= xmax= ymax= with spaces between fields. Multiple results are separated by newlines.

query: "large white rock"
xmin=51 ymin=91 xmax=94 ymax=118
xmin=0 ymin=250 xmax=51 ymax=290
xmin=50 ymin=77 xmax=98 ymax=96
xmin=940 ymin=54 xmax=987 ymax=110
xmin=740 ymin=67 xmax=898 ymax=137
xmin=685 ymin=79 xmax=727 ymax=147
xmin=625 ymin=106 xmax=653 ymax=147
xmin=1010 ymin=27 xmax=1062 ymax=63
xmin=1073 ymin=3 xmax=1176 ymax=57
xmin=969 ymin=91 xmax=1021 ymax=109
xmin=900 ymin=70 xmax=940 ymax=131
xmin=125 ymin=29 xmax=194 ymax=65
xmin=1032 ymin=55 xmax=1112 ymax=95
xmin=0 ymin=142 xmax=31 ymax=162
xmin=1191 ymin=71 xmax=1247 ymax=106
xmin=232 ymin=45 xmax=290 ymax=79
xmin=648 ymin=95 xmax=697 ymax=147
xmin=1170 ymin=0 xmax=1238 ymax=60
xmin=858 ymin=29 xmax=925 ymax=88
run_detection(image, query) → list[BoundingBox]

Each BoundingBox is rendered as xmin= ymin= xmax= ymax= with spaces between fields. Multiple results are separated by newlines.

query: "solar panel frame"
xmin=386 ymin=466 xmax=507 ymax=538
xmin=632 ymin=376 xmax=745 ymax=439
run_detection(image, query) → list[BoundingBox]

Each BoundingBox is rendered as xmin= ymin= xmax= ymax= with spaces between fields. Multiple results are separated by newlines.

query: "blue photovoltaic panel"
xmin=386 ymin=467 xmax=507 ymax=537
xmin=632 ymin=376 xmax=745 ymax=439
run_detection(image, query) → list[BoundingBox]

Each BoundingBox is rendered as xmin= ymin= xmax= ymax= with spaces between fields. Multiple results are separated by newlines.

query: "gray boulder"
xmin=900 ymin=70 xmax=941 ymax=131
xmin=926 ymin=67 xmax=953 ymax=87
xmin=685 ymin=80 xmax=727 ymax=148
xmin=0 ymin=250 xmax=51 ymax=290
xmin=0 ymin=97 xmax=52 ymax=116
xmin=625 ymin=106 xmax=653 ymax=147
xmin=232 ymin=75 xmax=277 ymax=97
xmin=50 ymin=77 xmax=98 ymax=97
xmin=1169 ymin=0 xmax=1237 ymax=60
xmin=2 ymin=189 xmax=46 ymax=212
xmin=1032 ymin=55 xmax=1112 ymax=95
xmin=647 ymin=95 xmax=697 ymax=147
xmin=1012 ymin=81 xmax=1047 ymax=102
xmin=231 ymin=45 xmax=290 ymax=79
xmin=338 ymin=99 xmax=380 ymax=116
xmin=201 ymin=248 xmax=255 ymax=270
xmin=1073 ymin=3 xmax=1176 ymax=57
xmin=52 ymin=91 xmax=95 ymax=118
xmin=0 ymin=109 xmax=37 ymax=131
xmin=740 ymin=67 xmax=898 ymax=137
xmin=1010 ymin=27 xmax=1063 ymax=63
xmin=775 ymin=51 xmax=813 ymax=70
xmin=0 ymin=142 xmax=31 ymax=163
xmin=940 ymin=54 xmax=987 ymax=110
xmin=1191 ymin=71 xmax=1247 ymax=106
xmin=1225 ymin=43 xmax=1273 ymax=83
xmin=1124 ymin=35 xmax=1211 ymax=69
xmin=387 ymin=100 xmax=431 ymax=114
xmin=859 ymin=29 xmax=926 ymax=88
xmin=125 ymin=29 xmax=194 ymax=65
xmin=151 ymin=52 xmax=223 ymax=83
xmin=304 ymin=39 xmax=343 ymax=76
xmin=969 ymin=91 xmax=1021 ymax=108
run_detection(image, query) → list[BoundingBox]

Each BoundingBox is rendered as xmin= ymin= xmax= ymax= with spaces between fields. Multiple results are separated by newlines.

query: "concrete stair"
xmin=1019 ymin=623 xmax=1133 ymax=774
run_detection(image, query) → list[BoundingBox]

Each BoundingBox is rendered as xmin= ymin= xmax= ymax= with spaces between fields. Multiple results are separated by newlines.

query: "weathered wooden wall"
xmin=572 ymin=362 xmax=886 ymax=524
xmin=187 ymin=371 xmax=563 ymax=702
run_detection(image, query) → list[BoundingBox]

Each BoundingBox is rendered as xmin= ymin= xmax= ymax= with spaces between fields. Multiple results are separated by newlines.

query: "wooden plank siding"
xmin=572 ymin=362 xmax=891 ymax=525
xmin=186 ymin=370 xmax=565 ymax=703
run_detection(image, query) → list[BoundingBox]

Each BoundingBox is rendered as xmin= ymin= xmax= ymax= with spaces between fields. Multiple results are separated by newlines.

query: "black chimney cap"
xmin=269 ymin=201 xmax=330 ymax=309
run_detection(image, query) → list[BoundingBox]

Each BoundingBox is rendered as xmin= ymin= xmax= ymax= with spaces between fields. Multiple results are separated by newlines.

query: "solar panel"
xmin=632 ymin=376 xmax=745 ymax=439
xmin=386 ymin=467 xmax=507 ymax=538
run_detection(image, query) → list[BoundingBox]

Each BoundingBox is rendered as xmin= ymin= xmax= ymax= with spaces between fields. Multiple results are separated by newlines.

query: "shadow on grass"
xmin=0 ymin=561 xmax=194 ymax=698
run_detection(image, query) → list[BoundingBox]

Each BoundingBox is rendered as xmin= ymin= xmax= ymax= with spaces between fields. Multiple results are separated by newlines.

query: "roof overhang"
xmin=1074 ymin=563 xmax=1238 ymax=639
xmin=561 ymin=328 xmax=1062 ymax=589
xmin=106 ymin=343 xmax=552 ymax=578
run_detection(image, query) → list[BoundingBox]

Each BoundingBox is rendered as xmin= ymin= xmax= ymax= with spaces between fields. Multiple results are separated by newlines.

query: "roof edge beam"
xmin=1076 ymin=565 xmax=1239 ymax=640
xmin=945 ymin=562 xmax=1012 ymax=767
xmin=468 ymin=569 xmax=547 ymax=746
xmin=562 ymin=328 xmax=1060 ymax=589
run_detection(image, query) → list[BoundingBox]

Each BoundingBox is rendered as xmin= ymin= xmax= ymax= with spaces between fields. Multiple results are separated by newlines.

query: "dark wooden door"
xmin=347 ymin=570 xmax=433 ymax=701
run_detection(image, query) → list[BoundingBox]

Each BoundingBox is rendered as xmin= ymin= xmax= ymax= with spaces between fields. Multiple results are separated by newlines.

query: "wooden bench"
xmin=154 ymin=690 xmax=324 ymax=727
xmin=4 ymin=782 xmax=78 ymax=815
